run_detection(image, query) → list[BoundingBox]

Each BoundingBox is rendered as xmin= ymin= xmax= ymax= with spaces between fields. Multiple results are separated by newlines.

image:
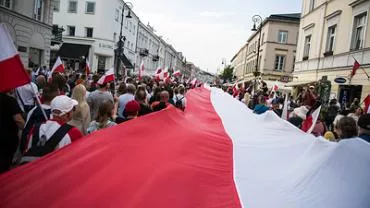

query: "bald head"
xmin=160 ymin=91 xmax=169 ymax=102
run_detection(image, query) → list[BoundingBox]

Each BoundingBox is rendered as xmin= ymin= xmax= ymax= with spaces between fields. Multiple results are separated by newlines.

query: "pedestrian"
xmin=271 ymin=98 xmax=282 ymax=117
xmin=87 ymin=81 xmax=114 ymax=120
xmin=174 ymin=84 xmax=186 ymax=110
xmin=335 ymin=117 xmax=358 ymax=140
xmin=87 ymin=101 xmax=117 ymax=134
xmin=21 ymin=95 xmax=83 ymax=163
xmin=135 ymin=88 xmax=153 ymax=116
xmin=51 ymin=72 xmax=69 ymax=96
xmin=253 ymin=95 xmax=269 ymax=115
xmin=349 ymin=98 xmax=360 ymax=112
xmin=347 ymin=107 xmax=363 ymax=123
xmin=152 ymin=90 xmax=170 ymax=112
xmin=116 ymin=100 xmax=141 ymax=123
xmin=15 ymin=69 xmax=39 ymax=113
xmin=69 ymin=84 xmax=91 ymax=135
xmin=302 ymin=86 xmax=318 ymax=107
xmin=0 ymin=92 xmax=25 ymax=172
xmin=357 ymin=114 xmax=370 ymax=143
xmin=20 ymin=84 xmax=59 ymax=153
xmin=325 ymin=99 xmax=340 ymax=130
xmin=118 ymin=84 xmax=136 ymax=117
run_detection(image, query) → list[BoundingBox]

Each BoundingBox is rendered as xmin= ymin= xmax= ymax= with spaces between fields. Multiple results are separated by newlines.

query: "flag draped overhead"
xmin=97 ymin=68 xmax=115 ymax=85
xmin=0 ymin=24 xmax=30 ymax=92
xmin=0 ymin=87 xmax=369 ymax=207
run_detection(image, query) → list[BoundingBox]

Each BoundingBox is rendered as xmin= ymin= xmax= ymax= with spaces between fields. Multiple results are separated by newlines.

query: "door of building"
xmin=338 ymin=85 xmax=362 ymax=108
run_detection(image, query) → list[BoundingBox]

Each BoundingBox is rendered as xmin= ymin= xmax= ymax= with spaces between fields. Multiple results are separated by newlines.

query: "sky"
xmin=130 ymin=0 xmax=302 ymax=73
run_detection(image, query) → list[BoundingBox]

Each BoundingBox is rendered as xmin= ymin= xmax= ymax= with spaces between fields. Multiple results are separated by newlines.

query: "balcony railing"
xmin=51 ymin=25 xmax=64 ymax=44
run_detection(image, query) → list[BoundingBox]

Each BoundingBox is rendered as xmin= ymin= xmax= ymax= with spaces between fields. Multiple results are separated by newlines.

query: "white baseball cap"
xmin=51 ymin=95 xmax=78 ymax=116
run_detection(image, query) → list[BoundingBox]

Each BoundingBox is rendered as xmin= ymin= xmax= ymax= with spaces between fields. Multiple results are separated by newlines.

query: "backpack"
xmin=175 ymin=96 xmax=185 ymax=109
xmin=19 ymin=123 xmax=73 ymax=164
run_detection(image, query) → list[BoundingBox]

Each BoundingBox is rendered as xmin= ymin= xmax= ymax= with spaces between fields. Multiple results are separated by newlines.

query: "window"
xmin=278 ymin=31 xmax=288 ymax=43
xmin=275 ymin=55 xmax=285 ymax=71
xmin=133 ymin=25 xmax=136 ymax=34
xmin=53 ymin=0 xmax=60 ymax=11
xmin=309 ymin=0 xmax=315 ymax=12
xmin=129 ymin=22 xmax=132 ymax=32
xmin=85 ymin=27 xmax=93 ymax=37
xmin=67 ymin=26 xmax=75 ymax=36
xmin=33 ymin=0 xmax=43 ymax=21
xmin=68 ymin=1 xmax=77 ymax=13
xmin=131 ymin=43 xmax=133 ymax=50
xmin=303 ymin=35 xmax=311 ymax=59
xmin=261 ymin=33 xmax=265 ymax=45
xmin=115 ymin=9 xmax=119 ymax=21
xmin=0 ymin=0 xmax=11 ymax=8
xmin=351 ymin=13 xmax=367 ymax=50
xmin=85 ymin=2 xmax=95 ymax=14
xmin=326 ymin=25 xmax=336 ymax=52
xmin=113 ymin=32 xmax=117 ymax=42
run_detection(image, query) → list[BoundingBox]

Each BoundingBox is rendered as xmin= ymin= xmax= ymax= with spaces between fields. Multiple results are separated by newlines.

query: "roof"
xmin=247 ymin=12 xmax=301 ymax=42
xmin=269 ymin=13 xmax=301 ymax=21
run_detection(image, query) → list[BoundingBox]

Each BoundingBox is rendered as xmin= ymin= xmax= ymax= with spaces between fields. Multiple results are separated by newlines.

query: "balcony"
xmin=152 ymin=55 xmax=159 ymax=62
xmin=51 ymin=25 xmax=64 ymax=45
xmin=139 ymin=48 xmax=149 ymax=57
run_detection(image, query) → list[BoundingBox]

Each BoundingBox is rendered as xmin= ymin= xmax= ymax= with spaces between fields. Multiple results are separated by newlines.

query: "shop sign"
xmin=334 ymin=77 xmax=347 ymax=84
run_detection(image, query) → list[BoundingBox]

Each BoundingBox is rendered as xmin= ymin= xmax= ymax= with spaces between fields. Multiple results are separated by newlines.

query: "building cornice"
xmin=302 ymin=23 xmax=315 ymax=30
xmin=0 ymin=7 xmax=52 ymax=29
xmin=349 ymin=0 xmax=368 ymax=7
xmin=325 ymin=10 xmax=342 ymax=20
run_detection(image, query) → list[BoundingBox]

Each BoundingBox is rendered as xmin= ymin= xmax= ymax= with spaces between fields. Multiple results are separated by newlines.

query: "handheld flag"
xmin=85 ymin=58 xmax=90 ymax=75
xmin=49 ymin=56 xmax=65 ymax=80
xmin=139 ymin=60 xmax=144 ymax=80
xmin=0 ymin=24 xmax=30 ymax=92
xmin=97 ymin=68 xmax=115 ymax=85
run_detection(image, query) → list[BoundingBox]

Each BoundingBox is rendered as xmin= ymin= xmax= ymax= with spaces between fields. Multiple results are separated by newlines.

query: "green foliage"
xmin=220 ymin=65 xmax=234 ymax=82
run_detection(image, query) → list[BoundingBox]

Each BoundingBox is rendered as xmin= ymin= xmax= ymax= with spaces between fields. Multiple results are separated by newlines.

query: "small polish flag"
xmin=173 ymin=70 xmax=181 ymax=77
xmin=49 ymin=56 xmax=65 ymax=80
xmin=301 ymin=105 xmax=322 ymax=134
xmin=351 ymin=59 xmax=361 ymax=78
xmin=0 ymin=24 xmax=30 ymax=92
xmin=97 ymin=68 xmax=115 ymax=85
xmin=139 ymin=60 xmax=144 ymax=80
xmin=155 ymin=67 xmax=162 ymax=75
xmin=85 ymin=58 xmax=90 ymax=75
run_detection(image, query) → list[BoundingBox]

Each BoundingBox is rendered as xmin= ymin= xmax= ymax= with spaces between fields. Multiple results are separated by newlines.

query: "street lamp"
xmin=115 ymin=1 xmax=133 ymax=78
xmin=251 ymin=14 xmax=263 ymax=92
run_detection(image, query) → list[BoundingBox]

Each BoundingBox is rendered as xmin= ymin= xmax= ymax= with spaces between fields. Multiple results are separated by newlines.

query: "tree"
xmin=220 ymin=65 xmax=234 ymax=82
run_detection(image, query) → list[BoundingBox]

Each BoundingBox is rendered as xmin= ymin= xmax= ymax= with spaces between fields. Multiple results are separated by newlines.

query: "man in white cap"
xmin=21 ymin=95 xmax=83 ymax=163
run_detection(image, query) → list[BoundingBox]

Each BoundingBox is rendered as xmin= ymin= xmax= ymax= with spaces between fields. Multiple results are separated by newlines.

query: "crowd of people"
xmin=227 ymin=82 xmax=370 ymax=143
xmin=0 ymin=67 xmax=190 ymax=173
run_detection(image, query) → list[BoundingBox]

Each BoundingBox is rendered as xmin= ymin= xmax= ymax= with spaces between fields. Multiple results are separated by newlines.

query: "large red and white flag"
xmin=85 ymin=58 xmax=91 ymax=75
xmin=0 ymin=88 xmax=369 ymax=207
xmin=351 ymin=59 xmax=361 ymax=78
xmin=0 ymin=24 xmax=30 ymax=92
xmin=190 ymin=78 xmax=197 ymax=86
xmin=97 ymin=68 xmax=115 ymax=85
xmin=301 ymin=105 xmax=322 ymax=134
xmin=139 ymin=60 xmax=144 ymax=80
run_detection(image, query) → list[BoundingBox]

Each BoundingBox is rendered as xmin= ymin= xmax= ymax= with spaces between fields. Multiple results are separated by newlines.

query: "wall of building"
xmin=0 ymin=0 xmax=53 ymax=68
xmin=294 ymin=0 xmax=370 ymax=102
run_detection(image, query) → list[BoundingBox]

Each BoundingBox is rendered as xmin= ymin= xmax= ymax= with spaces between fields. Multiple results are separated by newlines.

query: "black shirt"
xmin=139 ymin=103 xmax=153 ymax=116
xmin=0 ymin=93 xmax=22 ymax=145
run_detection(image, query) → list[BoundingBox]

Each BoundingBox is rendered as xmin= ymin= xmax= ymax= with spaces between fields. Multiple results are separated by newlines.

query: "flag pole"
xmin=30 ymin=84 xmax=48 ymax=121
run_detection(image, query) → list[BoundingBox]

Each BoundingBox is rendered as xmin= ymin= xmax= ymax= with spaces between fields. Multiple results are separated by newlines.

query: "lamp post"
xmin=115 ymin=1 xmax=133 ymax=78
xmin=251 ymin=15 xmax=263 ymax=92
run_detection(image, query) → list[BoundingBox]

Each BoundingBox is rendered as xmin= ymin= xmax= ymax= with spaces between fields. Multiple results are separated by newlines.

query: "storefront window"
xmin=97 ymin=55 xmax=106 ymax=72
xmin=29 ymin=48 xmax=43 ymax=68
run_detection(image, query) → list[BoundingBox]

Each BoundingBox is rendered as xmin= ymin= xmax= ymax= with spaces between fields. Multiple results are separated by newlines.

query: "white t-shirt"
xmin=118 ymin=93 xmax=135 ymax=117
xmin=16 ymin=82 xmax=39 ymax=106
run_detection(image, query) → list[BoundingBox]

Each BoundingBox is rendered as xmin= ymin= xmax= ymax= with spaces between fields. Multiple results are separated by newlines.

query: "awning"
xmin=285 ymin=80 xmax=316 ymax=87
xmin=119 ymin=54 xmax=134 ymax=69
xmin=57 ymin=43 xmax=90 ymax=59
xmin=263 ymin=80 xmax=292 ymax=91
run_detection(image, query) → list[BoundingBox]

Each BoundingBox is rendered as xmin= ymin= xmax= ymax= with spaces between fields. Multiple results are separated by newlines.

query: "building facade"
xmin=294 ymin=0 xmax=370 ymax=102
xmin=0 ymin=0 xmax=54 ymax=68
xmin=242 ymin=13 xmax=300 ymax=83
xmin=53 ymin=0 xmax=139 ymax=73
xmin=231 ymin=42 xmax=248 ymax=81
xmin=136 ymin=22 xmax=160 ymax=75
